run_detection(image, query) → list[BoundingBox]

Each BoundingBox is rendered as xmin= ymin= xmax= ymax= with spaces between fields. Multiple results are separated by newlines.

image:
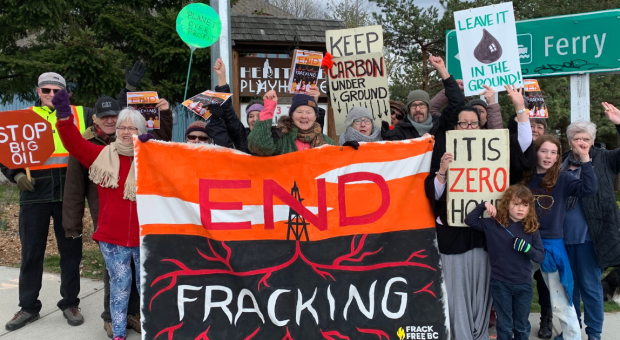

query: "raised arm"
xmin=505 ymin=85 xmax=532 ymax=152
xmin=248 ymin=91 xmax=279 ymax=156
xmin=214 ymin=58 xmax=249 ymax=152
xmin=429 ymin=56 xmax=464 ymax=129
xmin=602 ymin=102 xmax=620 ymax=173
xmin=464 ymin=202 xmax=494 ymax=232
xmin=52 ymin=90 xmax=104 ymax=168
xmin=151 ymin=99 xmax=173 ymax=142
xmin=430 ymin=89 xmax=447 ymax=117
xmin=481 ymin=85 xmax=503 ymax=129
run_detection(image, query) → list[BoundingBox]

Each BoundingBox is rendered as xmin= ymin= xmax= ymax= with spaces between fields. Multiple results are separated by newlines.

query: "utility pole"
xmin=210 ymin=0 xmax=233 ymax=92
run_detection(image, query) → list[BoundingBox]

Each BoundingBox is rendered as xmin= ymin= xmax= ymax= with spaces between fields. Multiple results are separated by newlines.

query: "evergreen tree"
xmin=0 ymin=0 xmax=213 ymax=106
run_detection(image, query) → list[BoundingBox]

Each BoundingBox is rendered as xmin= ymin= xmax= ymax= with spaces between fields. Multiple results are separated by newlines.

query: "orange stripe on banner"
xmin=134 ymin=138 xmax=436 ymax=241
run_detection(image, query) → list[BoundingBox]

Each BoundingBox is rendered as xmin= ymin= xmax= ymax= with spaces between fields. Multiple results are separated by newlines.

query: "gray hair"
xmin=116 ymin=108 xmax=147 ymax=137
xmin=566 ymin=120 xmax=596 ymax=143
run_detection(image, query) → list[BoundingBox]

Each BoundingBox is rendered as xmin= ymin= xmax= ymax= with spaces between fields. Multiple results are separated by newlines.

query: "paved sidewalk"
xmin=1 ymin=266 xmax=619 ymax=339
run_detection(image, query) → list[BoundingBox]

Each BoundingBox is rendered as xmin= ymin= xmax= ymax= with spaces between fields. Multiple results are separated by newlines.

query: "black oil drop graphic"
xmin=473 ymin=29 xmax=503 ymax=64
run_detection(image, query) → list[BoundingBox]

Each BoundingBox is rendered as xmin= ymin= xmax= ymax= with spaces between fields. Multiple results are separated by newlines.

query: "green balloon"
xmin=176 ymin=3 xmax=222 ymax=49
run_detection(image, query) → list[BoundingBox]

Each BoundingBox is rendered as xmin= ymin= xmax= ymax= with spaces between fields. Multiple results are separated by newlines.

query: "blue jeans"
xmin=490 ymin=279 xmax=532 ymax=340
xmin=99 ymin=242 xmax=140 ymax=338
xmin=566 ymin=241 xmax=604 ymax=340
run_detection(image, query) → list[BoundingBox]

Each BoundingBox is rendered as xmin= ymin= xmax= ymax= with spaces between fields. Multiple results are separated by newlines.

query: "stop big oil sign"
xmin=0 ymin=109 xmax=54 ymax=169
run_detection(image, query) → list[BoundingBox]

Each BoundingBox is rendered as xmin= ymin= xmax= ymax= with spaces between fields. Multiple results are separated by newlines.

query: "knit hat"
xmin=185 ymin=121 xmax=208 ymax=138
xmin=389 ymin=100 xmax=406 ymax=116
xmin=406 ymin=90 xmax=431 ymax=109
xmin=246 ymin=103 xmax=264 ymax=114
xmin=344 ymin=107 xmax=374 ymax=127
xmin=289 ymin=94 xmax=318 ymax=116
xmin=38 ymin=72 xmax=66 ymax=89
xmin=467 ymin=99 xmax=488 ymax=110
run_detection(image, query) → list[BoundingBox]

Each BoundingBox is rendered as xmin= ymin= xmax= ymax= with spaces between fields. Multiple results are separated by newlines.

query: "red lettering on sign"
xmin=466 ymin=168 xmax=476 ymax=192
xmin=338 ymin=172 xmax=390 ymax=226
xmin=494 ymin=168 xmax=507 ymax=192
xmin=449 ymin=168 xmax=465 ymax=192
xmin=479 ymin=168 xmax=493 ymax=192
xmin=263 ymin=179 xmax=327 ymax=230
xmin=199 ymin=179 xmax=252 ymax=230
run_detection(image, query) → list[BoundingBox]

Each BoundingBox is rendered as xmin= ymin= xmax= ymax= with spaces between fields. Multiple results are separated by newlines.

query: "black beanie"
xmin=289 ymin=94 xmax=318 ymax=116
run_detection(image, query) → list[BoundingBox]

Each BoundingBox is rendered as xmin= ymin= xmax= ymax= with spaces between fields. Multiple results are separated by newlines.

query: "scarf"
xmin=92 ymin=124 xmax=114 ymax=145
xmin=407 ymin=113 xmax=433 ymax=135
xmin=338 ymin=125 xmax=382 ymax=145
xmin=89 ymin=139 xmax=136 ymax=201
xmin=560 ymin=154 xmax=582 ymax=210
xmin=278 ymin=117 xmax=327 ymax=148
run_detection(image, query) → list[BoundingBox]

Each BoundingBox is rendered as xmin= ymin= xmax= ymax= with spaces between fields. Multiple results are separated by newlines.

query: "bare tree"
xmin=326 ymin=0 xmax=375 ymax=28
xmin=269 ymin=0 xmax=325 ymax=18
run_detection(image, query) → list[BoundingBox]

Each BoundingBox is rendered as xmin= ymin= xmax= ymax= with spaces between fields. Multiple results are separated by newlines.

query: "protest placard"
xmin=0 ymin=109 xmax=54 ymax=169
xmin=524 ymin=79 xmax=548 ymax=118
xmin=446 ymin=129 xmax=510 ymax=226
xmin=325 ymin=25 xmax=390 ymax=134
xmin=288 ymin=50 xmax=323 ymax=94
xmin=182 ymin=90 xmax=232 ymax=119
xmin=128 ymin=91 xmax=160 ymax=130
xmin=454 ymin=2 xmax=523 ymax=96
xmin=135 ymin=137 xmax=450 ymax=340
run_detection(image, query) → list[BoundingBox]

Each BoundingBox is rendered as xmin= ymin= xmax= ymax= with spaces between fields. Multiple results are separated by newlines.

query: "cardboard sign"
xmin=446 ymin=129 xmax=510 ymax=226
xmin=240 ymin=103 xmax=328 ymax=134
xmin=182 ymin=90 xmax=232 ymax=119
xmin=325 ymin=26 xmax=390 ymax=135
xmin=524 ymin=79 xmax=548 ymax=118
xmin=454 ymin=2 xmax=523 ymax=96
xmin=239 ymin=57 xmax=328 ymax=98
xmin=128 ymin=92 xmax=160 ymax=130
xmin=0 ymin=109 xmax=54 ymax=169
xmin=288 ymin=50 xmax=323 ymax=94
xmin=135 ymin=137 xmax=450 ymax=340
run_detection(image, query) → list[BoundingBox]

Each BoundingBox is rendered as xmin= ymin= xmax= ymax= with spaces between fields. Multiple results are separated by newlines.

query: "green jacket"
xmin=248 ymin=119 xmax=335 ymax=156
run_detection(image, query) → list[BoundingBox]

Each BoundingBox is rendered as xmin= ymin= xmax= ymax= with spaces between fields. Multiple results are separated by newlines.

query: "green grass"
xmin=0 ymin=183 xmax=19 ymax=205
xmin=40 ymin=249 xmax=106 ymax=281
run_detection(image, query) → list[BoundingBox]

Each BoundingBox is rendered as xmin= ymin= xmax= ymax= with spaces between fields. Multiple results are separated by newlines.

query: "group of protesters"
xmin=2 ymin=53 xmax=620 ymax=340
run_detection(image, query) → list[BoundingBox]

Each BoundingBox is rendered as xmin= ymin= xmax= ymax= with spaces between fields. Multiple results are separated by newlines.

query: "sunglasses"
xmin=40 ymin=88 xmax=61 ymax=94
xmin=187 ymin=135 xmax=211 ymax=142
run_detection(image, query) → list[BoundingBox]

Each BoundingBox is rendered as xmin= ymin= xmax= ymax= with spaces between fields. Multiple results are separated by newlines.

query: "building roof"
xmin=231 ymin=0 xmax=292 ymax=17
xmin=231 ymin=14 xmax=346 ymax=44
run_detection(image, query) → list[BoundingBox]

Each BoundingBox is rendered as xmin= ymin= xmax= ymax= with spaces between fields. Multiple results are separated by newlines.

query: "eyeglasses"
xmin=410 ymin=103 xmax=427 ymax=109
xmin=187 ymin=135 xmax=211 ymax=142
xmin=117 ymin=126 xmax=139 ymax=132
xmin=352 ymin=118 xmax=372 ymax=125
xmin=456 ymin=121 xmax=480 ymax=129
xmin=40 ymin=88 xmax=61 ymax=95
xmin=533 ymin=195 xmax=555 ymax=209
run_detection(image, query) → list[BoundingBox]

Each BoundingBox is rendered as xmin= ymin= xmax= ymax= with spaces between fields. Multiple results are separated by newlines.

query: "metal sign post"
xmin=571 ymin=74 xmax=590 ymax=122
xmin=210 ymin=0 xmax=233 ymax=92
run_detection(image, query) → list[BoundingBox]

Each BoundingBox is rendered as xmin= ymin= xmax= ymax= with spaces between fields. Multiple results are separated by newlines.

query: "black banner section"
xmin=142 ymin=229 xmax=447 ymax=340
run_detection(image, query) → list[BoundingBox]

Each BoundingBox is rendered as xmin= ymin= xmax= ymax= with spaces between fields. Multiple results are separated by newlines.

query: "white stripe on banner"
xmin=137 ymin=194 xmax=332 ymax=226
xmin=314 ymin=151 xmax=432 ymax=184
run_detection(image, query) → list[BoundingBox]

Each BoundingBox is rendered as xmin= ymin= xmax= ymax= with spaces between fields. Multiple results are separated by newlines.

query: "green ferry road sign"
xmin=446 ymin=9 xmax=620 ymax=79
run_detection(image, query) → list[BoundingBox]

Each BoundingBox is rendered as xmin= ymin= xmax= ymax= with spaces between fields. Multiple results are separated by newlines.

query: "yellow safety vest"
xmin=28 ymin=105 xmax=87 ymax=170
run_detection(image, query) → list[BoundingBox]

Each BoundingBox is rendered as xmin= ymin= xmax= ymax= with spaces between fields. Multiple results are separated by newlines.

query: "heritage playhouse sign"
xmin=447 ymin=9 xmax=620 ymax=80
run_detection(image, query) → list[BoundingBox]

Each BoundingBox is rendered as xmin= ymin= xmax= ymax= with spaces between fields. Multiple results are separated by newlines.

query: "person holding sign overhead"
xmin=2 ymin=72 xmax=93 ymax=332
xmin=383 ymin=56 xmax=461 ymax=141
xmin=523 ymin=133 xmax=597 ymax=340
xmin=424 ymin=83 xmax=532 ymax=340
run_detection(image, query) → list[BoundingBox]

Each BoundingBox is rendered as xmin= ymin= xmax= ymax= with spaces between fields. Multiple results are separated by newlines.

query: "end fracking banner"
xmin=446 ymin=129 xmax=510 ymax=226
xmin=135 ymin=138 xmax=450 ymax=340
xmin=454 ymin=2 xmax=523 ymax=96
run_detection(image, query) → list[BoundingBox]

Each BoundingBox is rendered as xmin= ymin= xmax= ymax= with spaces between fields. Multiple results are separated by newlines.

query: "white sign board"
xmin=325 ymin=25 xmax=390 ymax=134
xmin=454 ymin=2 xmax=522 ymax=96
xmin=241 ymin=104 xmax=328 ymax=134
xmin=446 ymin=129 xmax=510 ymax=226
